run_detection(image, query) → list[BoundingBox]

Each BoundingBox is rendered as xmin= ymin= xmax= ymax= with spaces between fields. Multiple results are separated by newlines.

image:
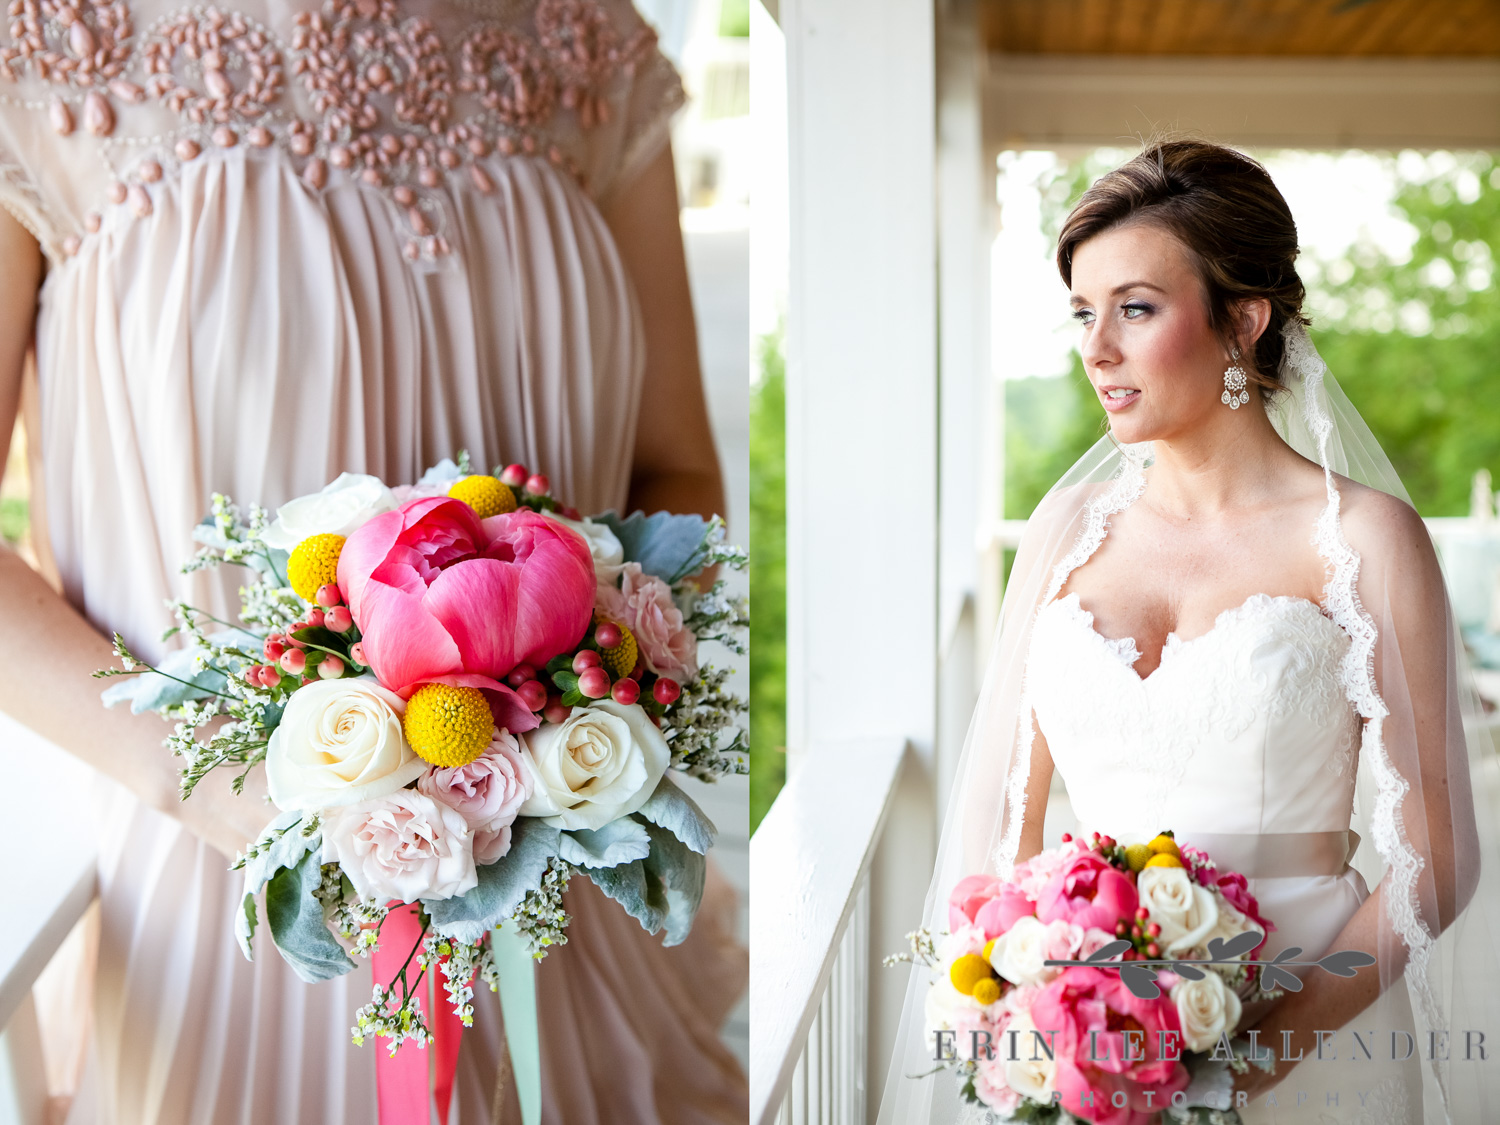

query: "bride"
xmin=878 ymin=141 xmax=1500 ymax=1123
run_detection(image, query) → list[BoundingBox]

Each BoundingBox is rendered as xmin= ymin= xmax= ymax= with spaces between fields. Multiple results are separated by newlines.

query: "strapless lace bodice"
xmin=1028 ymin=591 xmax=1359 ymax=839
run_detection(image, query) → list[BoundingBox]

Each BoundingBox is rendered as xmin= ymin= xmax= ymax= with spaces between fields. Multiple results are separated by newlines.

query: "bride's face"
xmin=1068 ymin=222 xmax=1232 ymax=444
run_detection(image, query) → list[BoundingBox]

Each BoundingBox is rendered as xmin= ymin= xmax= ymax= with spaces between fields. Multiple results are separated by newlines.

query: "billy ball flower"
xmin=447 ymin=474 xmax=516 ymax=519
xmin=288 ymin=533 xmax=346 ymax=603
xmin=403 ymin=683 xmax=495 ymax=768
xmin=595 ymin=619 xmax=637 ymax=679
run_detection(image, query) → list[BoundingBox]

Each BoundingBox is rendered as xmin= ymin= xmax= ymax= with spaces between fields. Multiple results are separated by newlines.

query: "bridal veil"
xmin=876 ymin=321 xmax=1500 ymax=1123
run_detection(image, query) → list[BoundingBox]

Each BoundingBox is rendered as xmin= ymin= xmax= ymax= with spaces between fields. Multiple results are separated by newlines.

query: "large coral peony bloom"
xmin=337 ymin=497 xmax=594 ymax=732
xmin=1035 ymin=851 xmax=1139 ymax=933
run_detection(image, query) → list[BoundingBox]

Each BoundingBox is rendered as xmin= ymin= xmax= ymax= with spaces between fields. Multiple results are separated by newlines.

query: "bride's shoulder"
xmin=1332 ymin=474 xmax=1442 ymax=587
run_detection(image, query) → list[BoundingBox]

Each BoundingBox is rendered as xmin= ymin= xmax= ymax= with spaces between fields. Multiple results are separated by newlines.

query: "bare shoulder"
xmin=1332 ymin=474 xmax=1440 ymax=582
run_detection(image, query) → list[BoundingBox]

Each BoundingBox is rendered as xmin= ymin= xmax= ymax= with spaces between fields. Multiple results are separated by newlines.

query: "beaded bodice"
xmin=0 ymin=0 xmax=681 ymax=264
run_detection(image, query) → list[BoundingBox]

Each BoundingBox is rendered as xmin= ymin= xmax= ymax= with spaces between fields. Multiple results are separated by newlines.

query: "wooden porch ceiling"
xmin=980 ymin=0 xmax=1500 ymax=58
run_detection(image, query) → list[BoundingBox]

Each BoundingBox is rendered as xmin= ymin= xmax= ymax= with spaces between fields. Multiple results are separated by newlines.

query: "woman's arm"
xmin=0 ymin=211 xmax=269 ymax=859
xmin=601 ymin=141 xmax=726 ymax=524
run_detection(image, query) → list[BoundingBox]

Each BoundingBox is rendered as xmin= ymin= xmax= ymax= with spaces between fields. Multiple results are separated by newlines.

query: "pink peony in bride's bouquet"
xmin=96 ymin=453 xmax=747 ymax=1061
xmin=901 ymin=831 xmax=1287 ymax=1124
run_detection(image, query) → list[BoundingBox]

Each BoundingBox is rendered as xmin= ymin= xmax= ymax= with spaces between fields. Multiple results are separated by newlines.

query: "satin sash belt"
xmin=1184 ymin=830 xmax=1360 ymax=878
xmin=1083 ymin=828 xmax=1360 ymax=878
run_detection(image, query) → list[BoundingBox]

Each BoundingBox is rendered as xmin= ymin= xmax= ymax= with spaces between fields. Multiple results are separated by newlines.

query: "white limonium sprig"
xmin=417 ymin=934 xmax=485 ymax=1027
xmin=662 ymin=665 xmax=748 ymax=779
xmin=311 ymin=863 xmax=388 ymax=957
xmin=352 ymin=982 xmax=431 ymax=1054
xmin=509 ymin=856 xmax=573 ymax=957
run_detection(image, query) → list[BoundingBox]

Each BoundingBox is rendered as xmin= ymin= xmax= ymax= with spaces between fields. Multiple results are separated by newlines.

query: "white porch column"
xmin=780 ymin=0 xmax=936 ymax=1111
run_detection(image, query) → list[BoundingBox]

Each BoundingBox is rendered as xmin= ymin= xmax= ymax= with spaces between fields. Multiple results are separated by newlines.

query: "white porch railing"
xmin=749 ymin=738 xmax=909 ymax=1125
xmin=0 ymin=711 xmax=97 ymax=1125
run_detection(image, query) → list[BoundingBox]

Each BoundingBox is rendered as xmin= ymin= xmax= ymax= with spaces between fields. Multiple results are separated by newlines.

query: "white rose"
xmin=988 ymin=915 xmax=1058 ymax=988
xmin=924 ymin=977 xmax=980 ymax=1041
xmin=321 ymin=789 xmax=477 ymax=903
xmin=266 ymin=677 xmax=426 ymax=811
xmin=1204 ymin=895 xmax=1262 ymax=956
xmin=1003 ymin=1012 xmax=1057 ymax=1101
xmin=1171 ymin=971 xmax=1243 ymax=1052
xmin=262 ymin=472 xmax=399 ymax=549
xmin=517 ymin=700 xmax=670 ymax=830
xmin=543 ymin=511 xmax=624 ymax=577
xmin=1137 ymin=866 xmax=1221 ymax=955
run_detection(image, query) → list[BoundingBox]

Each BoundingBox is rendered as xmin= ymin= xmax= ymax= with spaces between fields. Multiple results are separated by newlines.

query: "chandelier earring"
xmin=1222 ymin=348 xmax=1250 ymax=409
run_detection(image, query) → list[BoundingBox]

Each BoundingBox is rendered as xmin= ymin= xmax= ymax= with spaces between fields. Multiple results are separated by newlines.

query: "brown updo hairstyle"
xmin=1056 ymin=140 xmax=1309 ymax=401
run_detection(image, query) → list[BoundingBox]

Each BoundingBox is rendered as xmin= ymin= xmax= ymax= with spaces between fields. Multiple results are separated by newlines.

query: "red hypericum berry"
xmin=1116 ymin=921 xmax=1128 ymax=937
xmin=500 ymin=463 xmax=528 ymax=488
xmin=506 ymin=663 xmax=537 ymax=688
xmin=316 ymin=583 xmax=342 ymax=608
xmin=350 ymin=641 xmax=367 ymax=666
xmin=629 ymin=662 xmax=645 ymax=681
xmin=1146 ymin=942 xmax=1160 ymax=959
xmin=573 ymin=650 xmax=602 ymax=673
xmin=325 ymin=606 xmax=353 ymax=633
xmin=1147 ymin=922 xmax=1161 ymax=938
xmin=306 ymin=607 xmax=326 ymax=629
xmin=543 ymin=702 xmax=571 ymax=724
xmin=595 ymin=623 xmax=622 ymax=649
xmin=1123 ymin=950 xmax=1137 ymax=961
xmin=1136 ymin=907 xmax=1149 ymax=922
xmin=258 ymin=664 xmax=282 ymax=688
xmin=318 ymin=656 xmax=345 ymax=679
xmin=517 ymin=680 xmax=548 ymax=711
xmin=524 ymin=473 xmax=549 ymax=496
xmin=286 ymin=623 xmax=309 ymax=648
xmin=279 ymin=649 xmax=306 ymax=675
xmin=652 ymin=678 xmax=681 ymax=706
xmin=560 ymin=506 xmax=581 ymax=520
xmin=578 ymin=667 xmax=611 ymax=699
xmin=611 ymin=678 xmax=640 ymax=705
xmin=263 ymin=638 xmax=286 ymax=662
xmin=1100 ymin=835 xmax=1115 ymax=850
xmin=1061 ymin=832 xmax=1073 ymax=843
xmin=1130 ymin=924 xmax=1142 ymax=940
xmin=243 ymin=666 xmax=262 ymax=685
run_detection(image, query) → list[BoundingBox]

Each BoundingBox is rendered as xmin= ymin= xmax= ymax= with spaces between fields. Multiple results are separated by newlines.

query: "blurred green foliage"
xmin=718 ymin=0 xmax=749 ymax=37
xmin=749 ymin=330 xmax=786 ymax=834
xmin=0 ymin=496 xmax=25 ymax=546
xmin=1007 ymin=150 xmax=1500 ymax=521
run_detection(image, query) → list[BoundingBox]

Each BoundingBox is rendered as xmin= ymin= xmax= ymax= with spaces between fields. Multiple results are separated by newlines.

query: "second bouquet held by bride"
xmin=94 ymin=456 xmax=747 ymax=1115
xmin=901 ymin=830 xmax=1375 ymax=1124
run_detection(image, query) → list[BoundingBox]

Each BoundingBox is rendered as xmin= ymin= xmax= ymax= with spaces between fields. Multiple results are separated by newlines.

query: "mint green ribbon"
xmin=492 ymin=923 xmax=541 ymax=1125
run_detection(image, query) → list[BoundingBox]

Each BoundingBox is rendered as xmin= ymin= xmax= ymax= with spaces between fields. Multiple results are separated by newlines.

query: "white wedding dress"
xmin=0 ymin=0 xmax=748 ymax=1120
xmin=1022 ymin=472 xmax=1422 ymax=1123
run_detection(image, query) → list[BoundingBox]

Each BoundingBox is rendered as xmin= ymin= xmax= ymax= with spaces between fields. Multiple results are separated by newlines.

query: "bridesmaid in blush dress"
xmin=0 ymin=0 xmax=748 ymax=1120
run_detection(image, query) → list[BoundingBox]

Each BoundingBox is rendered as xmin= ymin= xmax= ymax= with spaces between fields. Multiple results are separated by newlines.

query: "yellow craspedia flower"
xmin=599 ymin=622 xmax=638 ymax=679
xmin=1144 ymin=852 xmax=1184 ymax=869
xmin=972 ymin=978 xmax=1001 ymax=1006
xmin=402 ymin=683 xmax=493 ymax=768
xmin=288 ymin=533 xmax=346 ymax=603
xmin=1125 ymin=843 xmax=1154 ymax=872
xmin=982 ymin=937 xmax=998 ymax=963
xmin=949 ymin=953 xmax=994 ymax=997
xmin=448 ymin=475 xmax=517 ymax=519
xmin=1147 ymin=832 xmax=1181 ymax=860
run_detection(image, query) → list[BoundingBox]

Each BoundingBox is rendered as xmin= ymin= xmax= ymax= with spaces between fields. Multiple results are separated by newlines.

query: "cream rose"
xmin=321 ymin=789 xmax=477 ymax=903
xmin=924 ymin=977 xmax=981 ymax=1053
xmin=543 ymin=511 xmax=624 ymax=578
xmin=262 ymin=472 xmax=399 ymax=549
xmin=518 ymin=700 xmax=670 ymax=830
xmin=1137 ymin=866 xmax=1221 ymax=955
xmin=1003 ymin=1012 xmax=1057 ymax=1102
xmin=266 ymin=677 xmax=426 ymax=812
xmin=1203 ymin=895 xmax=1263 ymax=956
xmin=988 ymin=915 xmax=1060 ymax=988
xmin=1171 ymin=970 xmax=1244 ymax=1051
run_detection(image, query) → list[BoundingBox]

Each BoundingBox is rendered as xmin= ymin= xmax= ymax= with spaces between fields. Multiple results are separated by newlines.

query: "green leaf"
xmin=236 ymin=809 xmax=320 ymax=961
xmin=558 ymin=819 xmax=652 ymax=868
xmin=551 ymin=669 xmax=580 ymax=693
xmin=594 ymin=511 xmax=713 ymax=583
xmin=426 ymin=818 xmax=561 ymax=945
xmin=588 ymin=859 xmax=667 ymax=934
xmin=641 ymin=822 xmax=706 ymax=947
xmin=560 ymin=688 xmax=584 ymax=707
xmin=265 ymin=850 xmax=355 ymax=983
xmin=634 ymin=776 xmax=717 ymax=854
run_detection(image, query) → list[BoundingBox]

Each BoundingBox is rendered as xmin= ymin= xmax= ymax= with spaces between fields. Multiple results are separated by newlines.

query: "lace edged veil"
xmin=876 ymin=322 xmax=1500 ymax=1123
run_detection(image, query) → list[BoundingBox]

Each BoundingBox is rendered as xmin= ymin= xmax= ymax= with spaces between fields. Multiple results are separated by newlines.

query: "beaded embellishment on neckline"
xmin=0 ymin=0 xmax=667 ymax=262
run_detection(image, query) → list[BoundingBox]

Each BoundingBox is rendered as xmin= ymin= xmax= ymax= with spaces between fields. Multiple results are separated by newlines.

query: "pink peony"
xmin=1035 ymin=852 xmax=1139 ymax=933
xmin=595 ymin=562 xmax=697 ymax=684
xmin=337 ymin=498 xmax=595 ymax=731
xmin=949 ymin=874 xmax=1037 ymax=940
xmin=417 ymin=730 xmax=533 ymax=864
xmin=321 ymin=789 xmax=478 ymax=905
xmin=1028 ymin=967 xmax=1190 ymax=1125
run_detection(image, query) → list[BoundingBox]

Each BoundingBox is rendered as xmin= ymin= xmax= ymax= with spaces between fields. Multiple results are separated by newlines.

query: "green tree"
xmin=749 ymin=330 xmax=786 ymax=833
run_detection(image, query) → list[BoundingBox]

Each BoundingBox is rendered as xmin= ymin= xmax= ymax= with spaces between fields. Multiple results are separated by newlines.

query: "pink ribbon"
xmin=373 ymin=904 xmax=471 ymax=1125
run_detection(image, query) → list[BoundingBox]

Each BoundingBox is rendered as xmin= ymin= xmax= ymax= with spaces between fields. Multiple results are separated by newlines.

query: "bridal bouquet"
xmin=896 ymin=831 xmax=1291 ymax=1125
xmin=97 ymin=455 xmax=747 ymax=1053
